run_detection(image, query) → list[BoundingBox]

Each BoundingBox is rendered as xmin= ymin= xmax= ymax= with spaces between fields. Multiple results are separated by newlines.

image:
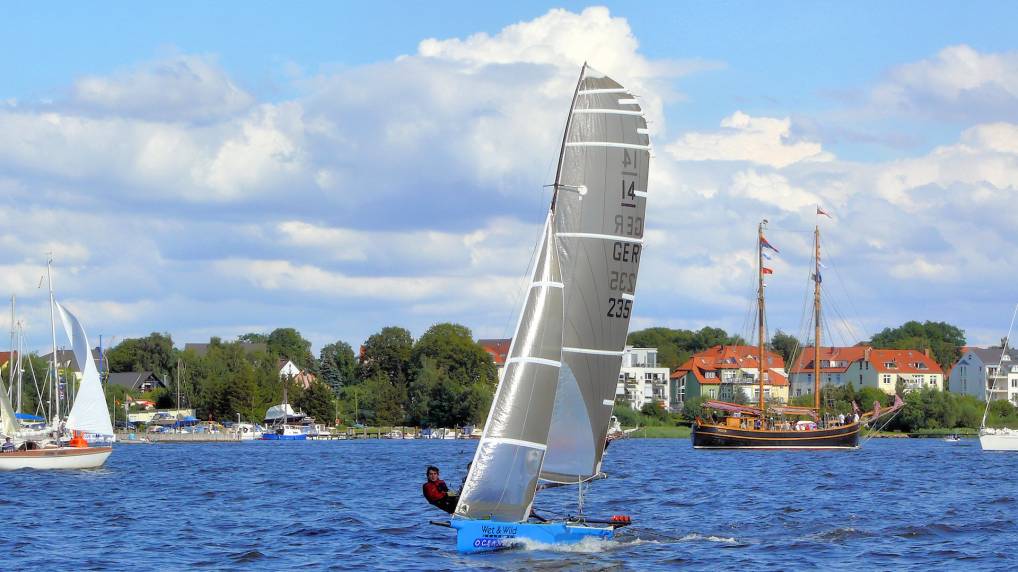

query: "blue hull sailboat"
xmin=432 ymin=63 xmax=650 ymax=552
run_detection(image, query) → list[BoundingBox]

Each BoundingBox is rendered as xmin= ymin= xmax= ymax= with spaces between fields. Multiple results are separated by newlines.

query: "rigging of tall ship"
xmin=690 ymin=217 xmax=902 ymax=449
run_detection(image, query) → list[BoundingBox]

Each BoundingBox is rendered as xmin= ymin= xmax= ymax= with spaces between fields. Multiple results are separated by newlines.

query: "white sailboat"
xmin=979 ymin=304 xmax=1018 ymax=451
xmin=0 ymin=260 xmax=113 ymax=470
xmin=438 ymin=63 xmax=650 ymax=552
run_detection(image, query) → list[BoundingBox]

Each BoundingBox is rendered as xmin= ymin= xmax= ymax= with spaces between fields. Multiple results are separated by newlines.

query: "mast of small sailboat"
xmin=757 ymin=220 xmax=767 ymax=412
xmin=47 ymin=255 xmax=60 ymax=426
xmin=813 ymin=226 xmax=822 ymax=413
xmin=8 ymin=295 xmax=14 ymax=407
xmin=981 ymin=304 xmax=1018 ymax=429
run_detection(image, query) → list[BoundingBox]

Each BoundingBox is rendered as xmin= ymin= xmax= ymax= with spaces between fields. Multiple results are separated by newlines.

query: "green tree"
xmin=293 ymin=380 xmax=336 ymax=424
xmin=360 ymin=326 xmax=414 ymax=389
xmin=770 ymin=330 xmax=800 ymax=367
xmin=319 ymin=341 xmax=358 ymax=391
xmin=106 ymin=333 xmax=176 ymax=374
xmin=869 ymin=320 xmax=965 ymax=371
xmin=238 ymin=332 xmax=269 ymax=344
xmin=267 ymin=328 xmax=316 ymax=370
xmin=407 ymin=323 xmax=497 ymax=427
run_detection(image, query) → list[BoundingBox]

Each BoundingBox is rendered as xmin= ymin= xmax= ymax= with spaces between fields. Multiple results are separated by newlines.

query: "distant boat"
xmin=261 ymin=396 xmax=307 ymax=441
xmin=943 ymin=434 xmax=961 ymax=442
xmin=691 ymin=222 xmax=902 ymax=449
xmin=0 ymin=259 xmax=113 ymax=469
xmin=979 ymin=304 xmax=1018 ymax=451
xmin=438 ymin=63 xmax=648 ymax=552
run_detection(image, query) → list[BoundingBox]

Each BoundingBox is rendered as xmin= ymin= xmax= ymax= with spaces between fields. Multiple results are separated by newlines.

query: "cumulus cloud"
xmin=70 ymin=53 xmax=254 ymax=122
xmin=872 ymin=44 xmax=1018 ymax=121
xmin=667 ymin=111 xmax=832 ymax=168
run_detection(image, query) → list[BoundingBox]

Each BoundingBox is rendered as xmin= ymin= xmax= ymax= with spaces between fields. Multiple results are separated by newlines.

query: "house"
xmin=842 ymin=347 xmax=944 ymax=394
xmin=107 ymin=371 xmax=168 ymax=392
xmin=278 ymin=359 xmax=317 ymax=389
xmin=948 ymin=346 xmax=1018 ymax=404
xmin=789 ymin=346 xmax=869 ymax=398
xmin=183 ymin=341 xmax=267 ymax=357
xmin=615 ymin=347 xmax=672 ymax=411
xmin=39 ymin=348 xmax=109 ymax=375
xmin=478 ymin=338 xmax=511 ymax=379
xmin=672 ymin=345 xmax=789 ymax=404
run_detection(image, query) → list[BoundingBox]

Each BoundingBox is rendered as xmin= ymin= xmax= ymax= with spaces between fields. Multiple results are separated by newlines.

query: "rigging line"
xmin=825 ymin=250 xmax=870 ymax=342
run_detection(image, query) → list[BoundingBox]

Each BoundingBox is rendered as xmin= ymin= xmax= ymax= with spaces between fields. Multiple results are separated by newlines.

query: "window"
xmin=882 ymin=374 xmax=892 ymax=385
xmin=705 ymin=371 xmax=717 ymax=379
xmin=884 ymin=362 xmax=897 ymax=369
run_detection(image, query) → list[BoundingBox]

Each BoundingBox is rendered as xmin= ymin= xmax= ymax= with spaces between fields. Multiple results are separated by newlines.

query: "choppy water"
xmin=3 ymin=437 xmax=1016 ymax=570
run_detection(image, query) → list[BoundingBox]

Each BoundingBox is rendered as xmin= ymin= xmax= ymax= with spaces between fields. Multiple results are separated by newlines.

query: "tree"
xmin=870 ymin=320 xmax=965 ymax=371
xmin=770 ymin=330 xmax=800 ymax=367
xmin=360 ymin=326 xmax=414 ymax=388
xmin=106 ymin=333 xmax=176 ymax=374
xmin=267 ymin=328 xmax=315 ymax=370
xmin=319 ymin=341 xmax=357 ymax=391
xmin=293 ymin=380 xmax=336 ymax=424
xmin=406 ymin=324 xmax=497 ymax=427
xmin=628 ymin=326 xmax=746 ymax=371
xmin=238 ymin=332 xmax=269 ymax=344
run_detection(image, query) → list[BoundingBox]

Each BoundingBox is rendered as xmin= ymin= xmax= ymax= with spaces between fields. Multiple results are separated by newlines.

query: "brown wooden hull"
xmin=691 ymin=422 xmax=860 ymax=449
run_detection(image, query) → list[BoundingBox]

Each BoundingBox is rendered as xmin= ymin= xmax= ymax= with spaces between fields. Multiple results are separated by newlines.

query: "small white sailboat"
xmin=0 ymin=260 xmax=113 ymax=469
xmin=979 ymin=304 xmax=1018 ymax=451
xmin=436 ymin=63 xmax=649 ymax=552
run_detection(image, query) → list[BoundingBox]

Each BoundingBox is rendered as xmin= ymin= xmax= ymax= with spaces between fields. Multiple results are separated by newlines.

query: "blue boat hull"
xmin=260 ymin=433 xmax=307 ymax=441
xmin=451 ymin=519 xmax=613 ymax=553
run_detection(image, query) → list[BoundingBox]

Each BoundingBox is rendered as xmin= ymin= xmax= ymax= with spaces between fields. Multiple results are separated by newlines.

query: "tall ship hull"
xmin=692 ymin=421 xmax=860 ymax=449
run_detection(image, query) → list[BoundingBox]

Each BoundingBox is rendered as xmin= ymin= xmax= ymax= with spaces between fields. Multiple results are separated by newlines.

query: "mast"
xmin=813 ymin=225 xmax=822 ymax=412
xmin=982 ymin=304 xmax=1018 ymax=429
xmin=757 ymin=220 xmax=767 ymax=412
xmin=47 ymin=255 xmax=60 ymax=425
xmin=7 ymin=293 xmax=13 ymax=401
xmin=549 ymin=62 xmax=586 ymax=212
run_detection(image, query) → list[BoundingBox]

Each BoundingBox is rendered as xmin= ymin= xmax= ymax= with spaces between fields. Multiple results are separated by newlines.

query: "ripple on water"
xmin=3 ymin=439 xmax=1018 ymax=569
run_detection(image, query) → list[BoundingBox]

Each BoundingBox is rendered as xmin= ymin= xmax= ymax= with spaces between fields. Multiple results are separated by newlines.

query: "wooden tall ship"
xmin=691 ymin=219 xmax=896 ymax=449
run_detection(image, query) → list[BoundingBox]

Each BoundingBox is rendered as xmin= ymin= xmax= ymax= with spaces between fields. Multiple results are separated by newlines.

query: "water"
xmin=3 ymin=438 xmax=1016 ymax=570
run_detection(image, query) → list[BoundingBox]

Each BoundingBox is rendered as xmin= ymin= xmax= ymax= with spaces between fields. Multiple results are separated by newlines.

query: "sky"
xmin=2 ymin=2 xmax=1018 ymax=355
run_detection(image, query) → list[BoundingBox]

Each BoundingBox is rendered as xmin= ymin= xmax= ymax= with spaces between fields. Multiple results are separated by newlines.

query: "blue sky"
xmin=2 ymin=3 xmax=1018 ymax=354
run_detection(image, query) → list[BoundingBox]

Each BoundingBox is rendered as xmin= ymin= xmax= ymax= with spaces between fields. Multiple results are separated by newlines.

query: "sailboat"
xmin=979 ymin=304 xmax=1018 ymax=451
xmin=0 ymin=259 xmax=113 ymax=469
xmin=431 ymin=64 xmax=649 ymax=552
xmin=691 ymin=220 xmax=900 ymax=449
xmin=261 ymin=381 xmax=307 ymax=440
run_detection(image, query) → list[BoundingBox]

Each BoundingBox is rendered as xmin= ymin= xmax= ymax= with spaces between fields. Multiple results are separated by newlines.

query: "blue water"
xmin=3 ymin=438 xmax=1015 ymax=570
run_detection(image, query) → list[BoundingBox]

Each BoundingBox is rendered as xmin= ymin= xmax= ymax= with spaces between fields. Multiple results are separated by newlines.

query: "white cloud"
xmin=70 ymin=53 xmax=254 ymax=122
xmin=872 ymin=44 xmax=1018 ymax=120
xmin=667 ymin=111 xmax=832 ymax=168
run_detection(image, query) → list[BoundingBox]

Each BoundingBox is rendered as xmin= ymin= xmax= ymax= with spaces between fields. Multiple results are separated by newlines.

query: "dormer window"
xmin=705 ymin=371 xmax=717 ymax=378
xmin=884 ymin=362 xmax=897 ymax=369
xmin=916 ymin=363 xmax=928 ymax=370
xmin=1003 ymin=354 xmax=1012 ymax=362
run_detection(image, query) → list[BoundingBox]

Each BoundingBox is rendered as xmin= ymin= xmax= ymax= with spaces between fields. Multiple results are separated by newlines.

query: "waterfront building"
xmin=842 ymin=347 xmax=944 ymax=394
xmin=614 ymin=346 xmax=671 ymax=411
xmin=789 ymin=346 xmax=868 ymax=398
xmin=673 ymin=345 xmax=789 ymax=404
xmin=478 ymin=338 xmax=510 ymax=380
xmin=948 ymin=346 xmax=1018 ymax=404
xmin=278 ymin=359 xmax=317 ymax=389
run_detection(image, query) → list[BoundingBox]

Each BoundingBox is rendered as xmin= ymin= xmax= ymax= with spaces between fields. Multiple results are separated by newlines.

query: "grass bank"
xmin=628 ymin=425 xmax=691 ymax=439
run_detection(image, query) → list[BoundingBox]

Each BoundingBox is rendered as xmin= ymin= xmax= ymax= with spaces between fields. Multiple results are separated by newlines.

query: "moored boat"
xmin=979 ymin=304 xmax=1018 ymax=451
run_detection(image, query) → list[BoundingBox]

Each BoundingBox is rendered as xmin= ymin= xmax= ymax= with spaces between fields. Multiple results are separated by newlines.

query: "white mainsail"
xmin=56 ymin=302 xmax=113 ymax=436
xmin=0 ymin=371 xmax=18 ymax=436
xmin=541 ymin=66 xmax=650 ymax=483
xmin=455 ymin=64 xmax=650 ymax=521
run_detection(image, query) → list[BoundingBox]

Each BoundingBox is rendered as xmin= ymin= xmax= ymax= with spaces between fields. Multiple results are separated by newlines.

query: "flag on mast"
xmin=760 ymin=236 xmax=780 ymax=253
xmin=817 ymin=205 xmax=832 ymax=218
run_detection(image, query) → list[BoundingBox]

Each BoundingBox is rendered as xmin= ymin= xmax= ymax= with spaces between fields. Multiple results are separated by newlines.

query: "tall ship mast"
xmin=689 ymin=219 xmax=895 ymax=449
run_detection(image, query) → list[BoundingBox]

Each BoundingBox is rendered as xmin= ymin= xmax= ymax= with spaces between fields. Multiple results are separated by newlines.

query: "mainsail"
xmin=57 ymin=302 xmax=113 ymax=436
xmin=456 ymin=64 xmax=650 ymax=521
xmin=541 ymin=66 xmax=650 ymax=483
xmin=0 ymin=370 xmax=18 ymax=436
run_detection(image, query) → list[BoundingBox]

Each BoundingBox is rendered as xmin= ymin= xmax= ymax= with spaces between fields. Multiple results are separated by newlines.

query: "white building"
xmin=615 ymin=347 xmax=672 ymax=411
xmin=949 ymin=347 xmax=1018 ymax=404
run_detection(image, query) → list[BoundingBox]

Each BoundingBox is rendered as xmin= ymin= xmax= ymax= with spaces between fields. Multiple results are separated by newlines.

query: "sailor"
xmin=422 ymin=465 xmax=458 ymax=514
xmin=1 ymin=437 xmax=15 ymax=452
